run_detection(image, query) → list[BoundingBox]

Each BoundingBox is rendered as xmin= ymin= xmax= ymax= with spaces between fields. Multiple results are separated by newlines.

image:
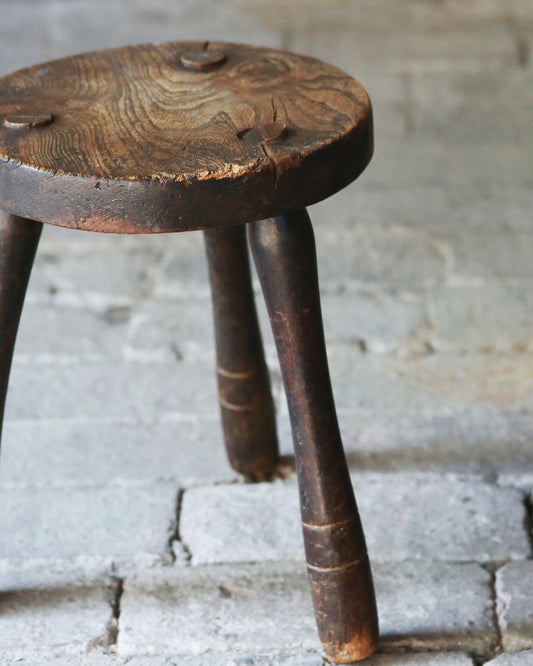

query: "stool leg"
xmin=0 ymin=211 xmax=42 ymax=448
xmin=248 ymin=210 xmax=378 ymax=663
xmin=204 ymin=225 xmax=279 ymax=481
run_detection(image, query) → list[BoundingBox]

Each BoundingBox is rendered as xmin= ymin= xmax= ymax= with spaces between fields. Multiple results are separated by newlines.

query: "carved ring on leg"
xmin=204 ymin=224 xmax=279 ymax=481
xmin=249 ymin=210 xmax=378 ymax=662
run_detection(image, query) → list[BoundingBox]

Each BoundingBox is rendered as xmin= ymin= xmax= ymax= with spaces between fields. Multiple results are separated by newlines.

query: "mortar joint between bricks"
xmin=470 ymin=654 xmax=494 ymax=666
xmin=523 ymin=492 xmax=533 ymax=558
xmin=106 ymin=576 xmax=124 ymax=646
xmin=505 ymin=10 xmax=531 ymax=68
xmin=489 ymin=568 xmax=504 ymax=657
xmin=169 ymin=487 xmax=192 ymax=564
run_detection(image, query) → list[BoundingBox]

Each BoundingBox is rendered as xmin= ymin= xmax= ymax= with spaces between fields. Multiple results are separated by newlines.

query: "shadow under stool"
xmin=0 ymin=41 xmax=378 ymax=663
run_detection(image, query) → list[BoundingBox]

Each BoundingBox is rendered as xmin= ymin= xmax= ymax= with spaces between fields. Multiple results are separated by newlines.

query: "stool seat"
xmin=0 ymin=41 xmax=372 ymax=233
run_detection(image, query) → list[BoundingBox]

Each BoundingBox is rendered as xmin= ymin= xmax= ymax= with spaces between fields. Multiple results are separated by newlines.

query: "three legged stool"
xmin=0 ymin=41 xmax=378 ymax=662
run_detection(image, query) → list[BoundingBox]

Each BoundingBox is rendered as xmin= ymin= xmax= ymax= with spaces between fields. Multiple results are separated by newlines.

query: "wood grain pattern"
xmin=249 ymin=211 xmax=379 ymax=662
xmin=0 ymin=212 xmax=42 ymax=449
xmin=204 ymin=224 xmax=279 ymax=480
xmin=0 ymin=41 xmax=372 ymax=232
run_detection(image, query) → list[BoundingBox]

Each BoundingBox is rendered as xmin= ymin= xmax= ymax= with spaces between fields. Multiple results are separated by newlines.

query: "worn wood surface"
xmin=249 ymin=210 xmax=379 ymax=663
xmin=0 ymin=41 xmax=372 ymax=233
xmin=204 ymin=224 xmax=279 ymax=480
xmin=0 ymin=211 xmax=42 ymax=449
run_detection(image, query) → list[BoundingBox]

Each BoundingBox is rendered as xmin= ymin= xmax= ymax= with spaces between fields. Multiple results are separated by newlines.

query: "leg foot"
xmin=249 ymin=210 xmax=378 ymax=662
xmin=0 ymin=211 xmax=42 ymax=447
xmin=204 ymin=225 xmax=279 ymax=481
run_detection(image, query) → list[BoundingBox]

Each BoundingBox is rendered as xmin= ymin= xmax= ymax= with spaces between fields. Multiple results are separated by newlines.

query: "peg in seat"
xmin=0 ymin=41 xmax=377 ymax=662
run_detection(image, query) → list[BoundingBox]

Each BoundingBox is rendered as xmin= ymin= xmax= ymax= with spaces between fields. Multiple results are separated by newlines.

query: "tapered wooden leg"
xmin=249 ymin=210 xmax=378 ymax=663
xmin=0 ymin=211 xmax=42 ymax=448
xmin=204 ymin=225 xmax=279 ymax=481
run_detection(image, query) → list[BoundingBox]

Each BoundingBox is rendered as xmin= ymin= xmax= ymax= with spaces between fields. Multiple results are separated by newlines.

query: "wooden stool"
xmin=0 ymin=41 xmax=378 ymax=662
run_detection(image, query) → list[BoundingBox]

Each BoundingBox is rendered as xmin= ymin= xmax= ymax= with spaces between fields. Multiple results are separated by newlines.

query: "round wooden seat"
xmin=0 ymin=41 xmax=372 ymax=233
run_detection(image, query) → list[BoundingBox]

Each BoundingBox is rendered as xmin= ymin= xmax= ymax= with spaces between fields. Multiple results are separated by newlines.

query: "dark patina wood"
xmin=0 ymin=42 xmax=378 ymax=663
xmin=0 ymin=212 xmax=42 ymax=446
xmin=0 ymin=41 xmax=372 ymax=233
xmin=204 ymin=224 xmax=278 ymax=480
xmin=249 ymin=210 xmax=379 ymax=662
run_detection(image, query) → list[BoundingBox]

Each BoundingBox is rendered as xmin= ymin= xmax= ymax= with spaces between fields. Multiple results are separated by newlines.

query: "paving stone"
xmin=152 ymin=232 xmax=211 ymax=300
xmin=317 ymin=226 xmax=448 ymax=291
xmin=11 ymin=652 xmax=326 ymax=665
xmin=0 ymin=481 xmax=177 ymax=564
xmin=485 ymin=650 xmax=533 ymax=665
xmin=0 ymin=0 xmax=281 ymax=76
xmin=28 ymin=241 xmax=162 ymax=304
xmin=5 ymin=653 xmax=476 ymax=666
xmin=386 ymin=352 xmax=533 ymax=415
xmin=152 ymin=654 xmax=325 ymax=666
xmin=496 ymin=562 xmax=533 ymax=651
xmin=118 ymin=560 xmax=494 ymax=656
xmin=44 ymin=652 xmax=472 ymax=666
xmin=429 ymin=285 xmax=533 ymax=353
xmin=362 ymin=137 xmax=533 ymax=190
xmin=37 ymin=223 xmax=175 ymax=254
xmin=125 ymin=298 xmax=214 ymax=363
xmin=310 ymin=184 xmax=533 ymax=238
xmin=117 ymin=562 xmax=320 ymax=657
xmin=288 ymin=8 xmax=516 ymax=76
xmin=180 ymin=473 xmax=529 ymax=565
xmin=5 ymin=359 xmax=217 ymax=421
xmin=497 ymin=474 xmax=533 ymax=492
xmin=449 ymin=229 xmax=533 ymax=282
xmin=357 ymin=655 xmax=473 ymax=666
xmin=277 ymin=350 xmax=533 ymax=446
xmin=343 ymin=406 xmax=533 ymax=476
xmin=319 ymin=348 xmax=533 ymax=421
xmin=250 ymin=0 xmax=533 ymax=38
xmin=0 ymin=417 xmax=233 ymax=485
xmin=410 ymin=68 xmax=533 ymax=146
xmin=321 ymin=290 xmax=429 ymax=354
xmin=126 ymin=289 xmax=427 ymax=360
xmin=15 ymin=302 xmax=130 ymax=363
xmin=0 ymin=560 xmax=117 ymax=659
xmin=378 ymin=560 xmax=495 ymax=653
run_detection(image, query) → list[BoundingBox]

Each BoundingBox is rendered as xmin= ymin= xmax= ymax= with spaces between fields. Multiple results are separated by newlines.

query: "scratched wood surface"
xmin=0 ymin=41 xmax=372 ymax=232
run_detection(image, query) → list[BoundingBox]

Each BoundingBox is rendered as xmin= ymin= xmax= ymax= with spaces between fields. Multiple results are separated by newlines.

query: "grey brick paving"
xmin=451 ymin=230 xmax=533 ymax=282
xmin=15 ymin=302 xmax=131 ymax=363
xmin=485 ymin=651 xmax=533 ymax=665
xmin=118 ymin=560 xmax=494 ymax=656
xmin=360 ymin=655 xmax=473 ymax=666
xmin=180 ymin=474 xmax=529 ymax=565
xmin=496 ymin=562 xmax=533 ymax=652
xmin=410 ymin=69 xmax=533 ymax=146
xmin=10 ymin=656 xmax=327 ymax=666
xmin=117 ymin=563 xmax=320 ymax=657
xmin=6 ymin=359 xmax=217 ymax=421
xmin=429 ymin=284 xmax=533 ymax=353
xmin=317 ymin=226 xmax=448 ymax=290
xmin=377 ymin=561 xmax=495 ymax=654
xmin=1 ymin=0 xmax=533 ymax=664
xmin=0 ymin=561 xmax=118 ymax=659
xmin=1 ymin=417 xmax=233 ymax=485
xmin=7 ymin=653 xmax=476 ymax=666
xmin=346 ymin=407 xmax=533 ymax=475
xmin=497 ymin=475 xmax=533 ymax=492
xmin=0 ymin=481 xmax=177 ymax=565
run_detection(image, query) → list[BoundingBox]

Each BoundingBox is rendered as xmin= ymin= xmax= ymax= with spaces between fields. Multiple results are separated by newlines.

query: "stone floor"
xmin=1 ymin=0 xmax=533 ymax=664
